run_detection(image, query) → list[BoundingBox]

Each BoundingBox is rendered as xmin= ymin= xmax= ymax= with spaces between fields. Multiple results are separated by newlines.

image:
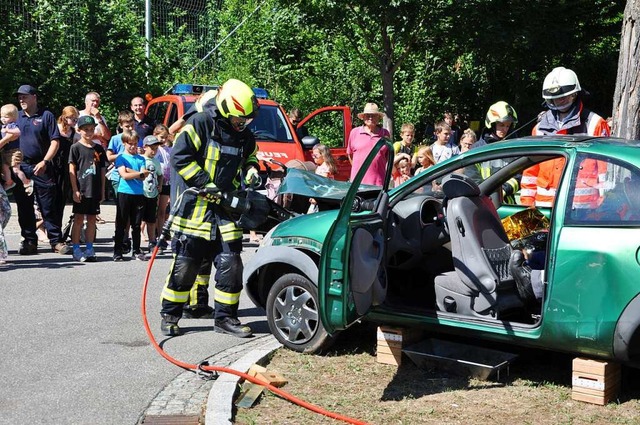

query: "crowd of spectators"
xmin=0 ymin=66 xmax=613 ymax=266
xmin=0 ymin=85 xmax=173 ymax=265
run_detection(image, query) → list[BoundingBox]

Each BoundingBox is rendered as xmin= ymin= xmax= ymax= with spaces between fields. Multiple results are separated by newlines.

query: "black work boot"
xmin=509 ymin=250 xmax=535 ymax=302
xmin=182 ymin=304 xmax=214 ymax=319
xmin=18 ymin=240 xmax=38 ymax=255
xmin=215 ymin=317 xmax=253 ymax=338
xmin=160 ymin=314 xmax=182 ymax=336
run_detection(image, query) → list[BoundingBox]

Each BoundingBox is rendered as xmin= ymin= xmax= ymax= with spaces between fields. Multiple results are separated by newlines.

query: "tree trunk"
xmin=381 ymin=67 xmax=395 ymax=137
xmin=612 ymin=0 xmax=640 ymax=139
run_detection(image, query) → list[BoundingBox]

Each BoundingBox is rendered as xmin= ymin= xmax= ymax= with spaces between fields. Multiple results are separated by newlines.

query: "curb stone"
xmin=139 ymin=334 xmax=281 ymax=424
xmin=206 ymin=336 xmax=282 ymax=425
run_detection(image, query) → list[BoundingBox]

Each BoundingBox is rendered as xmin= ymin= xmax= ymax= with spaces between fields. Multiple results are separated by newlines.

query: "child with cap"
xmin=153 ymin=124 xmax=172 ymax=253
xmin=141 ymin=135 xmax=163 ymax=254
xmin=68 ymin=115 xmax=107 ymax=262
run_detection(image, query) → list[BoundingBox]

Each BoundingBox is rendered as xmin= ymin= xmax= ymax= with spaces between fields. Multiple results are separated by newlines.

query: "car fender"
xmin=613 ymin=294 xmax=640 ymax=365
xmin=243 ymin=245 xmax=319 ymax=307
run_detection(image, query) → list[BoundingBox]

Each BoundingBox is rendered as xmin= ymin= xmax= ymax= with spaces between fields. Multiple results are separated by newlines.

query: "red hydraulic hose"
xmin=141 ymin=244 xmax=369 ymax=425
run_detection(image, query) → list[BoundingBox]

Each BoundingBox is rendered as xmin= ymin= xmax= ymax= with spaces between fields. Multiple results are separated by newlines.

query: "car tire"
xmin=266 ymin=273 xmax=335 ymax=353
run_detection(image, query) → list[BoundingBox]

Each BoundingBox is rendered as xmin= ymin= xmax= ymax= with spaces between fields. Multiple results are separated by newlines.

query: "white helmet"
xmin=542 ymin=67 xmax=581 ymax=100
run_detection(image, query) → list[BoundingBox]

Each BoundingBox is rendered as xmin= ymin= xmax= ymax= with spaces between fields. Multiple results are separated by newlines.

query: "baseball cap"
xmin=143 ymin=135 xmax=162 ymax=146
xmin=77 ymin=115 xmax=96 ymax=128
xmin=14 ymin=85 xmax=37 ymax=96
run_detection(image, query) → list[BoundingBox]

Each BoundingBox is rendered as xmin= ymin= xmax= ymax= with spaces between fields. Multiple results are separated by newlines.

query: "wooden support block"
xmin=571 ymin=390 xmax=619 ymax=406
xmin=573 ymin=357 xmax=620 ymax=376
xmin=255 ymin=371 xmax=288 ymax=388
xmin=235 ymin=382 xmax=266 ymax=408
xmin=376 ymin=351 xmax=402 ymax=366
xmin=571 ymin=357 xmax=621 ymax=405
xmin=376 ymin=325 xmax=423 ymax=366
xmin=247 ymin=364 xmax=268 ymax=377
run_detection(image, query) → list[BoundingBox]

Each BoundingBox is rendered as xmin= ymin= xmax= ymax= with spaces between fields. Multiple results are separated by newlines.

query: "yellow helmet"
xmin=485 ymin=101 xmax=518 ymax=129
xmin=216 ymin=79 xmax=259 ymax=119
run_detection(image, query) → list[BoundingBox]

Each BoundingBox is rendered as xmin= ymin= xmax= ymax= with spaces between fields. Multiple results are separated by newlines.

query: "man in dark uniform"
xmin=13 ymin=85 xmax=68 ymax=255
xmin=160 ymin=79 xmax=261 ymax=338
xmin=130 ymin=96 xmax=156 ymax=139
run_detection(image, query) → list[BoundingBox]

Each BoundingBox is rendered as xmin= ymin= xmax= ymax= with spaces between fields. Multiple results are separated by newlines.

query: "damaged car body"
xmin=243 ymin=136 xmax=640 ymax=367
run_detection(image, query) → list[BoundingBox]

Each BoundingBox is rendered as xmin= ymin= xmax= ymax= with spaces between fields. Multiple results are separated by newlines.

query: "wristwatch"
xmin=139 ymin=172 xmax=144 ymax=179
xmin=44 ymin=159 xmax=52 ymax=167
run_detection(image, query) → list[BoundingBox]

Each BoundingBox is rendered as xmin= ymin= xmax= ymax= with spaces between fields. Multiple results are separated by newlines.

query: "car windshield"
xmin=399 ymin=155 xmax=523 ymax=200
xmin=248 ymin=104 xmax=294 ymax=142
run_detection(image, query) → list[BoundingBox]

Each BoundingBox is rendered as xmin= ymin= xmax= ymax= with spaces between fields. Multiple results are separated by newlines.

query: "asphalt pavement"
xmin=0 ymin=200 xmax=275 ymax=424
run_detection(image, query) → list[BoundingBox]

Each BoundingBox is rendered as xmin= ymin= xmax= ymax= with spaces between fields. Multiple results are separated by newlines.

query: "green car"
xmin=243 ymin=136 xmax=640 ymax=367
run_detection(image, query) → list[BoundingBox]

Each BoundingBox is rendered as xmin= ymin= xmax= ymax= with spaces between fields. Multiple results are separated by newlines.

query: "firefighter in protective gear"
xmin=521 ymin=67 xmax=610 ymax=207
xmin=160 ymin=78 xmax=260 ymax=338
xmin=469 ymin=101 xmax=520 ymax=203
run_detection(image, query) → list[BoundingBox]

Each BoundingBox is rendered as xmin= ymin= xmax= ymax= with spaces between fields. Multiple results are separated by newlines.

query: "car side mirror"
xmin=301 ymin=135 xmax=319 ymax=149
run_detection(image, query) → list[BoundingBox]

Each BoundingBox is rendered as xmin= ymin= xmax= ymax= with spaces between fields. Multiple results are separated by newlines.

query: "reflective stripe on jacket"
xmin=170 ymin=109 xmax=258 ymax=240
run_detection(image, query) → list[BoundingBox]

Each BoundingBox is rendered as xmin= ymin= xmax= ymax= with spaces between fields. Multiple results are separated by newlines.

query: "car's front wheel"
xmin=266 ymin=273 xmax=334 ymax=353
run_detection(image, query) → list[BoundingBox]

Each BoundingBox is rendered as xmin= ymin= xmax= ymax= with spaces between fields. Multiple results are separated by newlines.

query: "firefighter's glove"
xmin=200 ymin=183 xmax=221 ymax=203
xmin=244 ymin=167 xmax=261 ymax=188
xmin=220 ymin=192 xmax=252 ymax=214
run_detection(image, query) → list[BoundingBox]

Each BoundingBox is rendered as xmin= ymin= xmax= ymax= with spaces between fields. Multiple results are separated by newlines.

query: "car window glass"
xmin=148 ymin=101 xmax=169 ymax=124
xmin=248 ymin=105 xmax=294 ymax=142
xmin=167 ymin=103 xmax=178 ymax=127
xmin=565 ymin=154 xmax=640 ymax=225
xmin=402 ymin=155 xmax=523 ymax=201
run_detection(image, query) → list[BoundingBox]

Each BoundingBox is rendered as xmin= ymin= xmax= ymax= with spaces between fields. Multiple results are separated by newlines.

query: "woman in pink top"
xmin=346 ymin=103 xmax=390 ymax=186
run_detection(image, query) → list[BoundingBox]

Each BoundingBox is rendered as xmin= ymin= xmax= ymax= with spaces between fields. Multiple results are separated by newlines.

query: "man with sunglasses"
xmin=79 ymin=91 xmax=111 ymax=148
xmin=160 ymin=79 xmax=261 ymax=338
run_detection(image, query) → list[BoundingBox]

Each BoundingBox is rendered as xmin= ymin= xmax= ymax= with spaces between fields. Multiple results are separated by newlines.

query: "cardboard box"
xmin=376 ymin=326 xmax=422 ymax=366
xmin=571 ymin=357 xmax=621 ymax=405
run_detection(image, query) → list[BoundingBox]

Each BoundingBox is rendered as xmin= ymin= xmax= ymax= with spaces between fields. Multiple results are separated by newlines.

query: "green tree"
xmin=291 ymin=0 xmax=442 ymax=129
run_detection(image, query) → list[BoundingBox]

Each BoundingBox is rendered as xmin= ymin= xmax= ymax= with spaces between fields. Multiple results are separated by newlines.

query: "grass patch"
xmin=235 ymin=324 xmax=640 ymax=425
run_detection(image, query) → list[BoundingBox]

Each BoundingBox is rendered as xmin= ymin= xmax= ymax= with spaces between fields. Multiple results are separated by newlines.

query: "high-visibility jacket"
xmin=470 ymin=132 xmax=520 ymax=204
xmin=169 ymin=108 xmax=258 ymax=240
xmin=521 ymin=103 xmax=610 ymax=207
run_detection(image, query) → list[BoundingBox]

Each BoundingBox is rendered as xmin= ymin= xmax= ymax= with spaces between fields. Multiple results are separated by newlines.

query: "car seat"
xmin=434 ymin=173 xmax=523 ymax=318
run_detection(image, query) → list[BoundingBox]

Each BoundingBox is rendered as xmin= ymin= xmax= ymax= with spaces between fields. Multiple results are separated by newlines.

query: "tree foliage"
xmin=0 ymin=0 xmax=624 ymax=141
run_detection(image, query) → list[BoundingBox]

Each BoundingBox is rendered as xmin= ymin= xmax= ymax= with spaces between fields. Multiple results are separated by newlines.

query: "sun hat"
xmin=357 ymin=103 xmax=385 ymax=120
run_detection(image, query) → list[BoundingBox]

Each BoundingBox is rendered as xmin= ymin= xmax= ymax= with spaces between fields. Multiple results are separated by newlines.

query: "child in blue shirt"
xmin=113 ymin=130 xmax=149 ymax=261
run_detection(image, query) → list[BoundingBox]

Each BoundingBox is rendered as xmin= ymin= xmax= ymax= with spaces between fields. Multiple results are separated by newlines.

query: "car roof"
xmin=470 ymin=136 xmax=640 ymax=157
